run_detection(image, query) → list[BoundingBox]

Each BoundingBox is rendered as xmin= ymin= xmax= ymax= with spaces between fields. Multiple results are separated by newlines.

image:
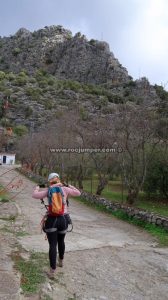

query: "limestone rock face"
xmin=0 ymin=25 xmax=129 ymax=84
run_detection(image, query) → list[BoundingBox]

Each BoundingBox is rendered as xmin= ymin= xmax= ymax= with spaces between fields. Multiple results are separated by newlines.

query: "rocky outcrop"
xmin=0 ymin=25 xmax=129 ymax=84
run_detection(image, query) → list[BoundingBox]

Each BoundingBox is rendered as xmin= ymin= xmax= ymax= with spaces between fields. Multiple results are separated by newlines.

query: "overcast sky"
xmin=0 ymin=0 xmax=168 ymax=88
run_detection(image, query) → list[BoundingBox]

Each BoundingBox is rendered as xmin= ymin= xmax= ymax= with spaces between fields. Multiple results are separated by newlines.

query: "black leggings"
xmin=45 ymin=215 xmax=68 ymax=270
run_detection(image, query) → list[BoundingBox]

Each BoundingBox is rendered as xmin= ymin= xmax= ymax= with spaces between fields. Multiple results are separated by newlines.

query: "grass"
xmin=135 ymin=196 xmax=168 ymax=217
xmin=75 ymin=195 xmax=168 ymax=247
xmin=12 ymin=251 xmax=48 ymax=294
xmin=16 ymin=231 xmax=29 ymax=237
xmin=82 ymin=179 xmax=168 ymax=217
xmin=0 ymin=197 xmax=10 ymax=203
xmin=0 ymin=225 xmax=14 ymax=234
xmin=43 ymin=296 xmax=53 ymax=300
xmin=0 ymin=215 xmax=16 ymax=221
xmin=0 ymin=186 xmax=10 ymax=203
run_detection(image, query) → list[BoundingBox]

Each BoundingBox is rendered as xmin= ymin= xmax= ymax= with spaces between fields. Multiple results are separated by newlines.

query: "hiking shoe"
xmin=46 ymin=268 xmax=56 ymax=279
xmin=58 ymin=258 xmax=63 ymax=267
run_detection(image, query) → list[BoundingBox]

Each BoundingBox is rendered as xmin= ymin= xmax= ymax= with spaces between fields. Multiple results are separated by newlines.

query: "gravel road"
xmin=0 ymin=166 xmax=167 ymax=300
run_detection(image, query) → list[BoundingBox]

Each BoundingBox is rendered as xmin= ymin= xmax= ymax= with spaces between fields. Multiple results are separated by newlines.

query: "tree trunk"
xmin=96 ymin=177 xmax=108 ymax=196
xmin=39 ymin=164 xmax=44 ymax=176
xmin=77 ymin=165 xmax=83 ymax=189
xmin=78 ymin=179 xmax=83 ymax=189
xmin=126 ymin=188 xmax=139 ymax=205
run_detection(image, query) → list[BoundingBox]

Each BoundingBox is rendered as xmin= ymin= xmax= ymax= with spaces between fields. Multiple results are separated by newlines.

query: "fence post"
xmin=91 ymin=174 xmax=93 ymax=194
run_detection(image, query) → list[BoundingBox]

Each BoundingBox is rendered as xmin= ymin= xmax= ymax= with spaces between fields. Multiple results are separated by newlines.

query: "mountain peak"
xmin=15 ymin=27 xmax=31 ymax=38
xmin=0 ymin=25 xmax=129 ymax=85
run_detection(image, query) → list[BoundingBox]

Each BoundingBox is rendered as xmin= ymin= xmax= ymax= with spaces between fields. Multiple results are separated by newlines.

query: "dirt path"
xmin=0 ymin=166 xmax=168 ymax=300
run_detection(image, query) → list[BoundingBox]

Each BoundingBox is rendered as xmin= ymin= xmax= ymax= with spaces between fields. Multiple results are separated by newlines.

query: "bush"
xmin=123 ymin=88 xmax=130 ymax=97
xmin=14 ymin=73 xmax=28 ymax=86
xmin=0 ymin=82 xmax=5 ymax=92
xmin=154 ymin=84 xmax=168 ymax=100
xmin=4 ymin=89 xmax=12 ymax=98
xmin=126 ymin=95 xmax=136 ymax=102
xmin=63 ymin=80 xmax=82 ymax=92
xmin=38 ymin=79 xmax=48 ymax=88
xmin=47 ymin=78 xmax=55 ymax=86
xmin=29 ymin=77 xmax=36 ymax=84
xmin=25 ymin=87 xmax=42 ymax=100
xmin=0 ymin=71 xmax=6 ymax=80
xmin=79 ymin=107 xmax=89 ymax=121
xmin=83 ymin=84 xmax=104 ymax=96
xmin=124 ymin=80 xmax=136 ymax=88
xmin=143 ymin=148 xmax=168 ymax=199
xmin=13 ymin=125 xmax=28 ymax=136
xmin=35 ymin=69 xmax=48 ymax=81
xmin=0 ymin=118 xmax=11 ymax=127
xmin=107 ymin=94 xmax=124 ymax=104
xmin=6 ymin=72 xmax=16 ymax=81
xmin=12 ymin=47 xmax=21 ymax=56
xmin=44 ymin=100 xmax=53 ymax=110
xmin=89 ymin=39 xmax=97 ymax=46
xmin=25 ymin=106 xmax=33 ymax=118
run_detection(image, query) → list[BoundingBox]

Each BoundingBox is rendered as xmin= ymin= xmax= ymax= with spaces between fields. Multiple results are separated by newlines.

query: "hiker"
xmin=32 ymin=172 xmax=81 ymax=278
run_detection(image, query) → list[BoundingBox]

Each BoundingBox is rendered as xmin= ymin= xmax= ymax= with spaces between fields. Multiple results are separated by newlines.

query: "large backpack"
xmin=47 ymin=186 xmax=65 ymax=216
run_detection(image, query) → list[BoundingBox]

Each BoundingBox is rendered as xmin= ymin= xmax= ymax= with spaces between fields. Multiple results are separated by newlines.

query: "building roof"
xmin=0 ymin=153 xmax=16 ymax=156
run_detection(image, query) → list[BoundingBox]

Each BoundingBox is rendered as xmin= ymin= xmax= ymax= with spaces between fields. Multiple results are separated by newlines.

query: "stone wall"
xmin=81 ymin=191 xmax=168 ymax=231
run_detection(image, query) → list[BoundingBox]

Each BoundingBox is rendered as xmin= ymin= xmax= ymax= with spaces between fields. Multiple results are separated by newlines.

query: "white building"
xmin=0 ymin=153 xmax=16 ymax=165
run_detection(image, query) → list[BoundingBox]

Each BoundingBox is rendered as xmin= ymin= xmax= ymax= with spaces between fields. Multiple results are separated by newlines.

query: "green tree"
xmin=143 ymin=146 xmax=168 ymax=199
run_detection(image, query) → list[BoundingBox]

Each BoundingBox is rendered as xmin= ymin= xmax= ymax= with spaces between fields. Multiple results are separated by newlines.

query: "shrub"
xmin=6 ymin=72 xmax=16 ymax=81
xmin=47 ymin=78 xmax=55 ymax=86
xmin=0 ymin=118 xmax=11 ymax=127
xmin=66 ymin=32 xmax=72 ymax=39
xmin=124 ymin=80 xmax=136 ymax=88
xmin=154 ymin=84 xmax=168 ymax=100
xmin=107 ymin=94 xmax=124 ymax=104
xmin=14 ymin=73 xmax=28 ymax=86
xmin=126 ymin=95 xmax=136 ymax=102
xmin=12 ymin=47 xmax=21 ymax=56
xmin=143 ymin=148 xmax=168 ymax=199
xmin=25 ymin=87 xmax=42 ymax=100
xmin=29 ymin=77 xmax=36 ymax=84
xmin=25 ymin=106 xmax=33 ymax=118
xmin=0 ymin=71 xmax=6 ymax=80
xmin=18 ymin=71 xmax=27 ymax=77
xmin=35 ymin=69 xmax=48 ymax=81
xmin=0 ymin=82 xmax=5 ymax=92
xmin=13 ymin=125 xmax=28 ymax=136
xmin=63 ymin=80 xmax=82 ymax=92
xmin=38 ymin=79 xmax=49 ymax=88
xmin=4 ymin=89 xmax=12 ymax=97
xmin=123 ymin=88 xmax=130 ymax=97
xmin=83 ymin=84 xmax=104 ymax=95
xmin=79 ymin=107 xmax=89 ymax=121
xmin=44 ymin=100 xmax=53 ymax=110
xmin=89 ymin=39 xmax=97 ymax=46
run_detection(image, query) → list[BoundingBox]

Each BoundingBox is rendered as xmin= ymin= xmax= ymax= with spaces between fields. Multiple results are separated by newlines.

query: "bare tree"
xmin=113 ymin=103 xmax=161 ymax=204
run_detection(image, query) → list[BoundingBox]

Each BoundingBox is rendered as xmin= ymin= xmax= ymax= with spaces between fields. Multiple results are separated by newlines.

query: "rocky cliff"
xmin=0 ymin=25 xmax=129 ymax=85
xmin=0 ymin=25 xmax=166 ymax=138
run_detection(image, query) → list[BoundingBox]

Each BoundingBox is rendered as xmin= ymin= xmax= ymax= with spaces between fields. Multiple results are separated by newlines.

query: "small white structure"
xmin=0 ymin=153 xmax=16 ymax=165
